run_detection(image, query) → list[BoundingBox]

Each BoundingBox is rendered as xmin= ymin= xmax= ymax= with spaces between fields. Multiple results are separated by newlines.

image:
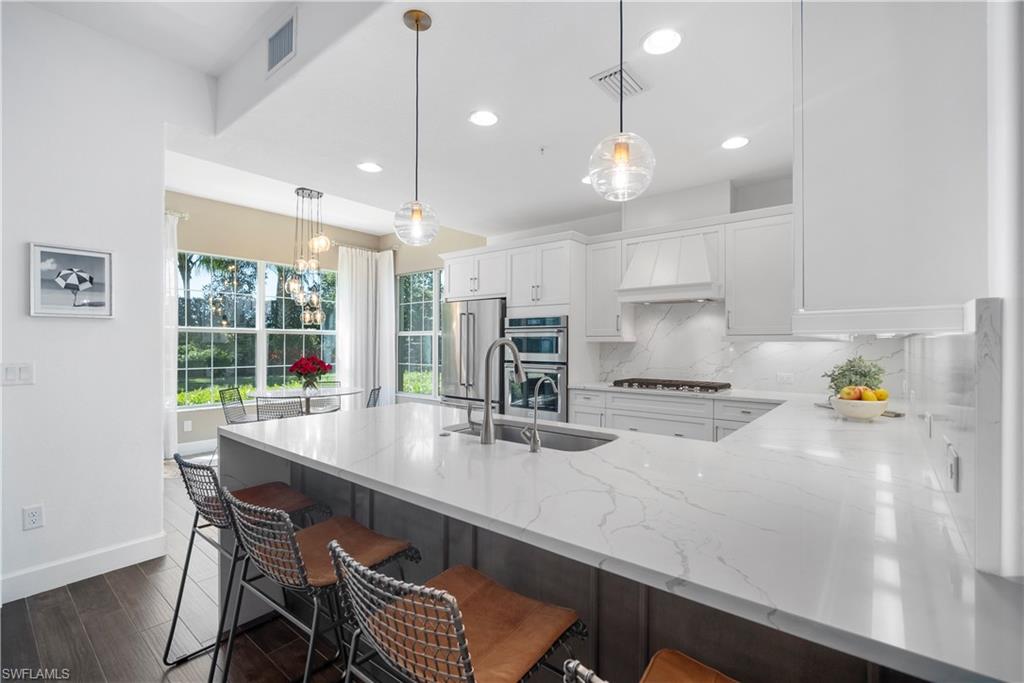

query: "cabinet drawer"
xmin=714 ymin=400 xmax=778 ymax=423
xmin=569 ymin=407 xmax=605 ymax=428
xmin=606 ymin=392 xmax=713 ymax=418
xmin=607 ymin=410 xmax=713 ymax=441
xmin=571 ymin=390 xmax=606 ymax=408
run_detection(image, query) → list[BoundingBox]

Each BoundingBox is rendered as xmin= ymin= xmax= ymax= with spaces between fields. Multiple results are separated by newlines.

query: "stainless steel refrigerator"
xmin=440 ymin=298 xmax=505 ymax=410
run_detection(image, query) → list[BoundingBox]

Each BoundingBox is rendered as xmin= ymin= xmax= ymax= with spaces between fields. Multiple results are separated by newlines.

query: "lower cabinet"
xmin=568 ymin=390 xmax=783 ymax=443
xmin=569 ymin=406 xmax=605 ymax=428
xmin=605 ymin=410 xmax=714 ymax=441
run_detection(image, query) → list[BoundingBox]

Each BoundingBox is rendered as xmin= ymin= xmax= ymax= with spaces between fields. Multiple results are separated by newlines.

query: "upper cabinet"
xmin=508 ymin=243 xmax=570 ymax=307
xmin=586 ymin=241 xmax=634 ymax=341
xmin=444 ymin=252 xmax=507 ymax=301
xmin=725 ymin=216 xmax=793 ymax=335
xmin=796 ymin=2 xmax=986 ymax=333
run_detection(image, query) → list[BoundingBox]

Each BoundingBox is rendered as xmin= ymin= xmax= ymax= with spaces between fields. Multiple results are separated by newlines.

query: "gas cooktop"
xmin=611 ymin=378 xmax=732 ymax=393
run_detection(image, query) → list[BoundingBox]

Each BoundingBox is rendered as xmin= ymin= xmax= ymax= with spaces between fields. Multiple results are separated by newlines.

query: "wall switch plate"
xmin=183 ymin=420 xmax=193 ymax=433
xmin=776 ymin=372 xmax=795 ymax=386
xmin=2 ymin=362 xmax=35 ymax=386
xmin=22 ymin=504 xmax=44 ymax=531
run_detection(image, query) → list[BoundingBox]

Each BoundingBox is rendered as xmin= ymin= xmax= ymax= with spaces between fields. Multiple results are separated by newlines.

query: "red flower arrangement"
xmin=289 ymin=355 xmax=332 ymax=391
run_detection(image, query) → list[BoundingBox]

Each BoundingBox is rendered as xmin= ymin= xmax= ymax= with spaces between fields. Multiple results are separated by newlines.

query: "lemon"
xmin=861 ymin=389 xmax=878 ymax=401
xmin=874 ymin=387 xmax=889 ymax=401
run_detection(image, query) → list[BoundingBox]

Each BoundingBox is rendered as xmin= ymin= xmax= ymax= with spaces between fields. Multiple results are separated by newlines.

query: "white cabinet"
xmin=714 ymin=419 xmax=746 ymax=442
xmin=585 ymin=241 xmax=634 ymax=341
xmin=606 ymin=410 xmax=714 ymax=441
xmin=508 ymin=243 xmax=570 ymax=307
xmin=725 ymin=217 xmax=794 ymax=335
xmin=798 ymin=3 xmax=986 ymax=323
xmin=569 ymin=407 xmax=605 ymax=428
xmin=444 ymin=252 xmax=507 ymax=300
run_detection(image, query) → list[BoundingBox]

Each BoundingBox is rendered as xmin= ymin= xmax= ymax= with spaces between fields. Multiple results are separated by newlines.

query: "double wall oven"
xmin=502 ymin=316 xmax=568 ymax=422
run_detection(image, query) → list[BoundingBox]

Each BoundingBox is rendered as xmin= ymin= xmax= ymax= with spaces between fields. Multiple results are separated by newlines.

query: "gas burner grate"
xmin=611 ymin=378 xmax=731 ymax=393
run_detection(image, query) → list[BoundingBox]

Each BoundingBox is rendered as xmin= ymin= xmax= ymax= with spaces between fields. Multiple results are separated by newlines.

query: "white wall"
xmin=621 ymin=180 xmax=732 ymax=231
xmin=731 ymin=175 xmax=792 ymax=212
xmin=1 ymin=4 xmax=214 ymax=601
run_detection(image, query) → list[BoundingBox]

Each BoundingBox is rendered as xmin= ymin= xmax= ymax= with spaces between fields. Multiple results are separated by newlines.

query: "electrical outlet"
xmin=22 ymin=504 xmax=44 ymax=531
xmin=2 ymin=362 xmax=35 ymax=386
xmin=184 ymin=420 xmax=193 ymax=433
xmin=776 ymin=372 xmax=795 ymax=386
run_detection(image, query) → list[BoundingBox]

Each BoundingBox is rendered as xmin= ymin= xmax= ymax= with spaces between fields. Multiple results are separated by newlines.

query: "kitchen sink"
xmin=443 ymin=418 xmax=617 ymax=452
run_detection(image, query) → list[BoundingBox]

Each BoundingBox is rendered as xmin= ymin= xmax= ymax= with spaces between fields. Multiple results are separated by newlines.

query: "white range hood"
xmin=617 ymin=230 xmax=724 ymax=303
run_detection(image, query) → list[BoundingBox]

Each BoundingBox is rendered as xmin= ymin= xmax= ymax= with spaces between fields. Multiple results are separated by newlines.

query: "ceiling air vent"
xmin=267 ymin=15 xmax=295 ymax=74
xmin=590 ymin=63 xmax=646 ymax=100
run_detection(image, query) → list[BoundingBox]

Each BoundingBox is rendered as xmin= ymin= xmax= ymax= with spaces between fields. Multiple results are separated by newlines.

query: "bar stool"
xmin=330 ymin=542 xmax=587 ymax=683
xmin=166 ymin=454 xmax=325 ymax=677
xmin=563 ymin=649 xmax=736 ymax=683
xmin=221 ymin=491 xmax=421 ymax=683
xmin=365 ymin=387 xmax=381 ymax=408
xmin=219 ymin=387 xmax=256 ymax=424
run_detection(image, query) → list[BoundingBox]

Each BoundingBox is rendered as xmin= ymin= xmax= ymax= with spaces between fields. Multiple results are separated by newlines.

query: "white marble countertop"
xmin=220 ymin=399 xmax=1023 ymax=681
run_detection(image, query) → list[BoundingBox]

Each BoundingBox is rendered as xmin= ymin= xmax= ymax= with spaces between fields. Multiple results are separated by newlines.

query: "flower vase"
xmin=302 ymin=377 xmax=319 ymax=397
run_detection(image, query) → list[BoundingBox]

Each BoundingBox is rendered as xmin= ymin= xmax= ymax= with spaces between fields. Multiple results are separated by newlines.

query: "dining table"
xmin=252 ymin=385 xmax=363 ymax=415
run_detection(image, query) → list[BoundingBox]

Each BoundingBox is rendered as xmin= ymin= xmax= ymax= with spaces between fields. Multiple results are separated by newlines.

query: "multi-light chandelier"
xmin=286 ymin=186 xmax=329 ymax=326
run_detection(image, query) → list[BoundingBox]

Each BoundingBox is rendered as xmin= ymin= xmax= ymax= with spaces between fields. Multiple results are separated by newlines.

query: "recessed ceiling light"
xmin=581 ymin=175 xmax=592 ymax=185
xmin=357 ymin=162 xmax=383 ymax=173
xmin=642 ymin=28 xmax=682 ymax=55
xmin=721 ymin=136 xmax=749 ymax=150
xmin=468 ymin=110 xmax=499 ymax=127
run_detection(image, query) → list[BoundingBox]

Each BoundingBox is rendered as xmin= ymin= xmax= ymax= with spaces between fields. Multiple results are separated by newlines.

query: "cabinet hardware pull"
xmin=740 ymin=409 xmax=752 ymax=414
xmin=727 ymin=310 xmax=732 ymax=328
xmin=628 ymin=427 xmax=639 ymax=431
xmin=673 ymin=433 xmax=684 ymax=437
xmin=616 ymin=314 xmax=620 ymax=331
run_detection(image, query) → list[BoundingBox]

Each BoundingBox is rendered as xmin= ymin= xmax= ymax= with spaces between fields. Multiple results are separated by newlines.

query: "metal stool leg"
xmin=206 ymin=543 xmax=244 ymax=683
xmin=220 ymin=557 xmax=250 ymax=683
xmin=163 ymin=511 xmax=211 ymax=666
xmin=302 ymin=597 xmax=321 ymax=683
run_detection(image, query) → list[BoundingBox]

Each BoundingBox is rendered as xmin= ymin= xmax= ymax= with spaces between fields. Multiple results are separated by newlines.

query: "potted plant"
xmin=289 ymin=355 xmax=333 ymax=395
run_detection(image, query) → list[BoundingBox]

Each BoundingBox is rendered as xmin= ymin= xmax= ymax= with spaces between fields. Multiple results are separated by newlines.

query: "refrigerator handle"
xmin=459 ymin=312 xmax=467 ymax=387
xmin=467 ymin=312 xmax=476 ymax=387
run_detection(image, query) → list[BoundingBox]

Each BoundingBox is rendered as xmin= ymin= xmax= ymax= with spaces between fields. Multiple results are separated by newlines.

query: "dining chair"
xmin=564 ymin=650 xmax=736 ymax=683
xmin=219 ymin=387 xmax=256 ymax=424
xmin=220 ymin=491 xmax=421 ymax=683
xmin=365 ymin=386 xmax=381 ymax=408
xmin=168 ymin=454 xmax=326 ymax=680
xmin=256 ymin=396 xmax=304 ymax=420
xmin=330 ymin=542 xmax=587 ymax=683
xmin=309 ymin=395 xmax=342 ymax=414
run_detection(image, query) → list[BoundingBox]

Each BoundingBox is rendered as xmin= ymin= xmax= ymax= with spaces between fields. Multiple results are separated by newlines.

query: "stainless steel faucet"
xmin=522 ymin=376 xmax=557 ymax=453
xmin=481 ymin=337 xmax=526 ymax=445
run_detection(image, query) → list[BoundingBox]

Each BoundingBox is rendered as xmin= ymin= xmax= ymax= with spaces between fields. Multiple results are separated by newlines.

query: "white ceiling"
xmin=39 ymin=0 xmax=784 ymax=238
xmin=166 ymin=151 xmax=395 ymax=235
xmin=167 ymin=2 xmax=793 ymax=237
xmin=41 ymin=2 xmax=283 ymax=75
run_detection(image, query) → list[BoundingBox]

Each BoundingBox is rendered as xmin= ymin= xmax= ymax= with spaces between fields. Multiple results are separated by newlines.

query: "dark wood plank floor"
xmin=0 ymin=459 xmax=346 ymax=683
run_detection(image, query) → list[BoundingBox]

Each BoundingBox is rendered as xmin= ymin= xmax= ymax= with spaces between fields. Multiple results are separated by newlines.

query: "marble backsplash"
xmin=597 ymin=302 xmax=906 ymax=397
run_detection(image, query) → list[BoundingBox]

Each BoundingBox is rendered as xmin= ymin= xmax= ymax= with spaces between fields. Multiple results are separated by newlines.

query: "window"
xmin=176 ymin=252 xmax=336 ymax=407
xmin=397 ymin=270 xmax=443 ymax=396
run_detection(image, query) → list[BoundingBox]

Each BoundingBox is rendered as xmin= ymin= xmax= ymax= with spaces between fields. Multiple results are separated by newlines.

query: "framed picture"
xmin=30 ymin=243 xmax=114 ymax=318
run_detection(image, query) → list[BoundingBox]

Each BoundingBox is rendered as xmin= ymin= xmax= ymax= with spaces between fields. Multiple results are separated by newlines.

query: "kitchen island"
xmin=218 ymin=399 xmax=1023 ymax=682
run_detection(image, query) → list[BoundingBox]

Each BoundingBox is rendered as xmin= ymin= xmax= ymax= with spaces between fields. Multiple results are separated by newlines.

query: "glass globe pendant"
xmin=394 ymin=10 xmax=438 ymax=247
xmin=588 ymin=0 xmax=655 ymax=202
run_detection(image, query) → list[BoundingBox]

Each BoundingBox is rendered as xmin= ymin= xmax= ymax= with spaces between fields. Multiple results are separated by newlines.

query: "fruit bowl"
xmin=829 ymin=396 xmax=888 ymax=421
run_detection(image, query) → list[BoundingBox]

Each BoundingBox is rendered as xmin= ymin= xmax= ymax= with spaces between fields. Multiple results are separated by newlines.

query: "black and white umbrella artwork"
xmin=54 ymin=267 xmax=94 ymax=306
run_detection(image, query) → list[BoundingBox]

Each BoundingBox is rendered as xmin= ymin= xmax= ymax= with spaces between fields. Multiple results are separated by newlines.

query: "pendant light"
xmin=394 ymin=9 xmax=440 ymax=246
xmin=587 ymin=0 xmax=655 ymax=202
xmin=287 ymin=187 xmax=326 ymax=327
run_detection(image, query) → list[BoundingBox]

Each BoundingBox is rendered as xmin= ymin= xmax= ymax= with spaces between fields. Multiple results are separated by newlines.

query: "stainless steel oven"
xmin=503 ymin=316 xmax=568 ymax=363
xmin=503 ymin=362 xmax=568 ymax=422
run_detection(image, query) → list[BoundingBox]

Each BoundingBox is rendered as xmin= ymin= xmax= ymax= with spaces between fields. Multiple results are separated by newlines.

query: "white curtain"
xmin=161 ymin=213 xmax=180 ymax=458
xmin=337 ymin=246 xmax=396 ymax=406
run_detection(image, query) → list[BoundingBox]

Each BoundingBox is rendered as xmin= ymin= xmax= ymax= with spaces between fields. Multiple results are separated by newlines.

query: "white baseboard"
xmin=174 ymin=438 xmax=217 ymax=457
xmin=1 ymin=531 xmax=166 ymax=603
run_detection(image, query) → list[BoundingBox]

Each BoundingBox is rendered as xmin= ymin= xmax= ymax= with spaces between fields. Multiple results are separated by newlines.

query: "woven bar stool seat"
xmin=233 ymin=481 xmax=316 ymax=512
xmin=297 ymin=516 xmax=414 ymax=587
xmin=331 ymin=545 xmax=587 ymax=683
xmin=563 ymin=648 xmax=736 ymax=683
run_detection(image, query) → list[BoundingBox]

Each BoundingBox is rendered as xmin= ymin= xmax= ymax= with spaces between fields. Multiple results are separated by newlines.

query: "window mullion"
xmin=256 ymin=260 xmax=267 ymax=394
